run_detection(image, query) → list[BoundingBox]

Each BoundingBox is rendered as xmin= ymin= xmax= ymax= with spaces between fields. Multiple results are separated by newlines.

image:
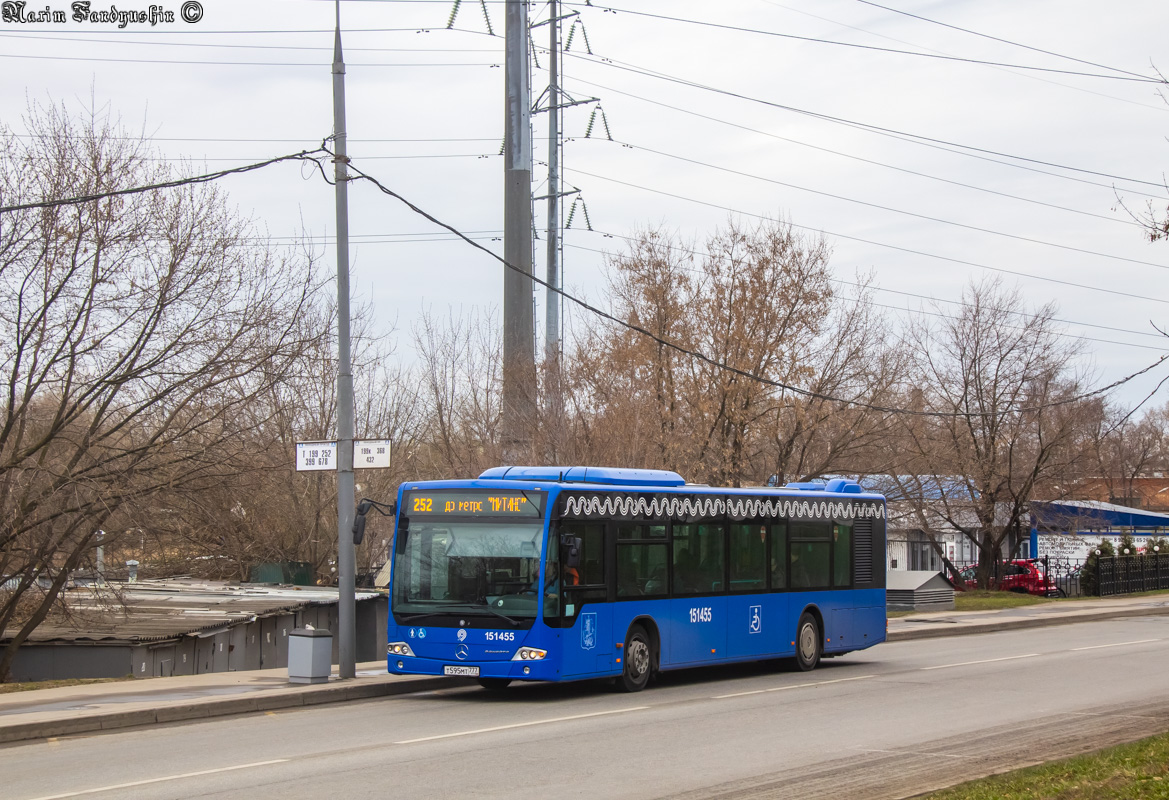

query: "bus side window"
xmin=673 ymin=523 xmax=724 ymax=595
xmin=729 ymin=523 xmax=766 ymax=591
xmin=771 ymin=521 xmax=787 ymax=590
xmin=555 ymin=522 xmax=607 ymax=621
xmin=790 ymin=520 xmax=831 ymax=589
xmin=833 ymin=521 xmax=852 ymax=587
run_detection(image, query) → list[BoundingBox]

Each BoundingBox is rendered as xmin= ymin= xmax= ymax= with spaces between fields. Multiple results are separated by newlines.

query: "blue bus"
xmin=384 ymin=466 xmax=886 ymax=692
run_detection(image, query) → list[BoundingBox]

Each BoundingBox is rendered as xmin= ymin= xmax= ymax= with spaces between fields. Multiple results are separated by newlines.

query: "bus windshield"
xmin=392 ymin=520 xmax=545 ymax=621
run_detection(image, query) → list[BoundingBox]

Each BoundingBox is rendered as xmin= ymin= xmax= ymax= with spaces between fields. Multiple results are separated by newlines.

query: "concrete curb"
xmin=887 ymin=604 xmax=1169 ymax=642
xmin=0 ymin=675 xmax=459 ymax=745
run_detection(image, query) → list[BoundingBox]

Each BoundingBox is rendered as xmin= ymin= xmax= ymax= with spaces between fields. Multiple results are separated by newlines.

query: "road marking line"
xmin=767 ymin=674 xmax=875 ymax=691
xmin=394 ymin=706 xmax=649 ymax=744
xmin=714 ymin=674 xmax=874 ymax=699
xmin=921 ymin=653 xmax=1039 ymax=671
xmin=1072 ymin=638 xmax=1159 ymax=651
xmin=1065 ymin=711 xmax=1162 ymax=721
xmin=713 ymin=688 xmax=767 ymax=699
xmin=855 ymin=747 xmax=966 ymax=759
xmin=23 ymin=759 xmax=289 ymax=800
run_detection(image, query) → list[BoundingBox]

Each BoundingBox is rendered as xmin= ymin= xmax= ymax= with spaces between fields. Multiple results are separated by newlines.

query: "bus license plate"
xmin=443 ymin=665 xmax=479 ymax=677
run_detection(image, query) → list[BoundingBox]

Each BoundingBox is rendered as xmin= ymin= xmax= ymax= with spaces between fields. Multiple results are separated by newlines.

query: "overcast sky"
xmin=3 ymin=0 xmax=1169 ymax=410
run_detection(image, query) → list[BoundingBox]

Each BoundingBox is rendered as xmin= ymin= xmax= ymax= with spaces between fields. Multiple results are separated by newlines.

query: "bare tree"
xmin=893 ymin=278 xmax=1092 ymax=587
xmin=411 ymin=307 xmax=504 ymax=477
xmin=1086 ymin=402 xmax=1169 ymax=506
xmin=0 ymin=101 xmax=318 ymax=680
xmin=561 ymin=219 xmax=902 ymax=486
xmin=155 ymin=293 xmax=423 ymax=583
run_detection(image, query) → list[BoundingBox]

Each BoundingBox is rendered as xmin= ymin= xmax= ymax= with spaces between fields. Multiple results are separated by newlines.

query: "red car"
xmin=953 ymin=559 xmax=1062 ymax=597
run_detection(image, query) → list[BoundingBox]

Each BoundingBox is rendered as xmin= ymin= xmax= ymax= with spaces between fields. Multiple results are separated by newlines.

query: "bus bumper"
xmin=386 ymin=656 xmax=559 ymax=682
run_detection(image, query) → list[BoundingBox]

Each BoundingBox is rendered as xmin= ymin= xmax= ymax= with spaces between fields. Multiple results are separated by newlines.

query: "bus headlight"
xmin=387 ymin=642 xmax=415 ymax=657
xmin=512 ymin=647 xmax=547 ymax=661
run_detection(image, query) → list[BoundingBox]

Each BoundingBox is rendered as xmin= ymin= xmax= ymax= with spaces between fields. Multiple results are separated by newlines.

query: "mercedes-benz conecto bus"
xmin=384 ymin=466 xmax=886 ymax=692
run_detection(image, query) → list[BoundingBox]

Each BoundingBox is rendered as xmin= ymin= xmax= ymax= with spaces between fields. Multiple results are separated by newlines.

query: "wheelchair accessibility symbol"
xmin=748 ymin=605 xmax=762 ymax=634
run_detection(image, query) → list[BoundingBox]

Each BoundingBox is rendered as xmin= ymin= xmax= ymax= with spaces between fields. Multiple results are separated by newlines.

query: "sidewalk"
xmin=0 ymin=662 xmax=463 ymax=745
xmin=2 ymin=594 xmax=1167 ymax=746
xmin=887 ymin=593 xmax=1169 ymax=641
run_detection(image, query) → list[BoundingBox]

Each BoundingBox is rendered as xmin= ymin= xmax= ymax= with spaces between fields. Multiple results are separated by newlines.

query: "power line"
xmin=12 ymin=134 xmax=499 ymax=143
xmin=759 ymin=0 xmax=1169 ymax=114
xmin=0 ymin=32 xmax=499 ymax=52
xmin=564 ymin=165 xmax=1169 ymax=308
xmin=566 ymin=2 xmax=1165 ymax=85
xmin=0 ymin=147 xmax=327 ymax=214
xmin=559 ymin=234 xmax=1168 ymax=352
xmin=563 ymin=227 xmax=1168 ymax=343
xmin=560 ymin=49 xmax=1169 ymax=191
xmin=136 ymin=153 xmax=498 ymax=163
xmin=0 ymin=53 xmax=498 ymax=67
xmin=594 ymin=137 xmax=1168 ymax=271
xmin=563 ymin=75 xmax=1141 ymax=227
xmin=338 ymin=151 xmax=1169 ymax=418
xmin=853 ymin=0 xmax=1152 ymax=81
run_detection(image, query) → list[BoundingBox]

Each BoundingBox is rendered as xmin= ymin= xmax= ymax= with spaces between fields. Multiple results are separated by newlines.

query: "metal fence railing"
xmin=1097 ymin=554 xmax=1169 ymax=596
xmin=944 ymin=555 xmax=1169 ymax=598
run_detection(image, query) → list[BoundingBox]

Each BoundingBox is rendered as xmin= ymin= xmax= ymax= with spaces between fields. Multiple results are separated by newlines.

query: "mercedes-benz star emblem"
xmin=455 ymin=644 xmax=469 ymax=660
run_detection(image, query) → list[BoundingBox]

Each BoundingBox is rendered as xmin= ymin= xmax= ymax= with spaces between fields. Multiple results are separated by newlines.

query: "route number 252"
xmin=689 ymin=607 xmax=713 ymax=623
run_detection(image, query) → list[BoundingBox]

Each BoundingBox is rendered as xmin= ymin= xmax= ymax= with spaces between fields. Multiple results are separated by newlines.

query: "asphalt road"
xmin=5 ymin=616 xmax=1169 ymax=800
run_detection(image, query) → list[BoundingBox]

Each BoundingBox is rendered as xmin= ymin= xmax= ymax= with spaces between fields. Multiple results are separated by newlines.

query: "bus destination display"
xmin=404 ymin=490 xmax=544 ymax=517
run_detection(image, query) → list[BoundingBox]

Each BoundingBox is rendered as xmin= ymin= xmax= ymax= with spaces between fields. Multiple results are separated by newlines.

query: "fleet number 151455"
xmin=689 ymin=607 xmax=713 ymax=623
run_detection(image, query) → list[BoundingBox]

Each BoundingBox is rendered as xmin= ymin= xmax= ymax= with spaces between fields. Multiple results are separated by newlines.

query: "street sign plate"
xmin=354 ymin=439 xmax=391 ymax=469
xmin=296 ymin=441 xmax=338 ymax=472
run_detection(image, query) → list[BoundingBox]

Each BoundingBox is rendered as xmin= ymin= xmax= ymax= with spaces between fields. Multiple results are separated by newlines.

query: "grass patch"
xmin=954 ymin=591 xmax=1052 ymax=611
xmin=921 ymin=730 xmax=1169 ymax=799
xmin=0 ymin=676 xmax=134 ymax=694
xmin=1062 ymin=588 xmax=1169 ymax=603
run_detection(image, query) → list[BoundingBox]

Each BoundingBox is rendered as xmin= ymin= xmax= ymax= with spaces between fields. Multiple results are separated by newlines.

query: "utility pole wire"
xmin=0 ymin=148 xmax=327 ymax=214
xmin=598 ymin=137 xmax=1169 ymax=272
xmin=334 ymin=152 xmax=1169 ymax=420
xmin=559 ymin=48 xmax=1169 ymax=190
xmin=566 ymin=2 xmax=1167 ymax=85
xmin=853 ymin=0 xmax=1153 ymax=82
xmin=565 ymin=165 xmax=1169 ymax=307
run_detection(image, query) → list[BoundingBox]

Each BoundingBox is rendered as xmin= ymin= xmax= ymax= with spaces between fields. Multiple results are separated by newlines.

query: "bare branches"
xmin=893 ymin=278 xmax=1095 ymax=584
xmin=0 ymin=100 xmax=321 ymax=680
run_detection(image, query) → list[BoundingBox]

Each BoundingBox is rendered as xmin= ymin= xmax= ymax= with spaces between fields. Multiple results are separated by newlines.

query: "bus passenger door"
xmin=725 ymin=523 xmax=785 ymax=658
xmin=556 ymin=522 xmax=614 ymax=677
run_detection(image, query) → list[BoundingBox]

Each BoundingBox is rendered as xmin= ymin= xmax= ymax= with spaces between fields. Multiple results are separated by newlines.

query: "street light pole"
xmin=332 ymin=0 xmax=356 ymax=679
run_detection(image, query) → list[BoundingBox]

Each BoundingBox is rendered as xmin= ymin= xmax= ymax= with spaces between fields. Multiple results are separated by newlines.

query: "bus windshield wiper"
xmin=393 ymin=611 xmax=440 ymax=623
xmin=437 ymin=602 xmax=521 ymax=627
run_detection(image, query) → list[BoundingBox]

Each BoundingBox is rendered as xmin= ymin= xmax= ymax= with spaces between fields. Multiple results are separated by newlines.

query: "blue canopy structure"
xmin=1031 ymin=500 xmax=1169 ymax=532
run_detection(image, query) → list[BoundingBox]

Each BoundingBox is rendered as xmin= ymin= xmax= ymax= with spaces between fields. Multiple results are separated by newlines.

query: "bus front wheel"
xmin=795 ymin=613 xmax=821 ymax=672
xmin=617 ymin=625 xmax=653 ymax=692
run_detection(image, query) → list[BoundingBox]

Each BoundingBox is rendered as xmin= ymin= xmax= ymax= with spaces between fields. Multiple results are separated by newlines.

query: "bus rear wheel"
xmin=477 ymin=678 xmax=512 ymax=691
xmin=617 ymin=625 xmax=653 ymax=692
xmin=795 ymin=613 xmax=821 ymax=672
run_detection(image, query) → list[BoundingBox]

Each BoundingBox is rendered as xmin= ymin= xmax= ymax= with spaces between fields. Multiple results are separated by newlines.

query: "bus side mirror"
xmin=561 ymin=535 xmax=582 ymax=568
xmin=352 ymin=499 xmax=396 ymax=546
